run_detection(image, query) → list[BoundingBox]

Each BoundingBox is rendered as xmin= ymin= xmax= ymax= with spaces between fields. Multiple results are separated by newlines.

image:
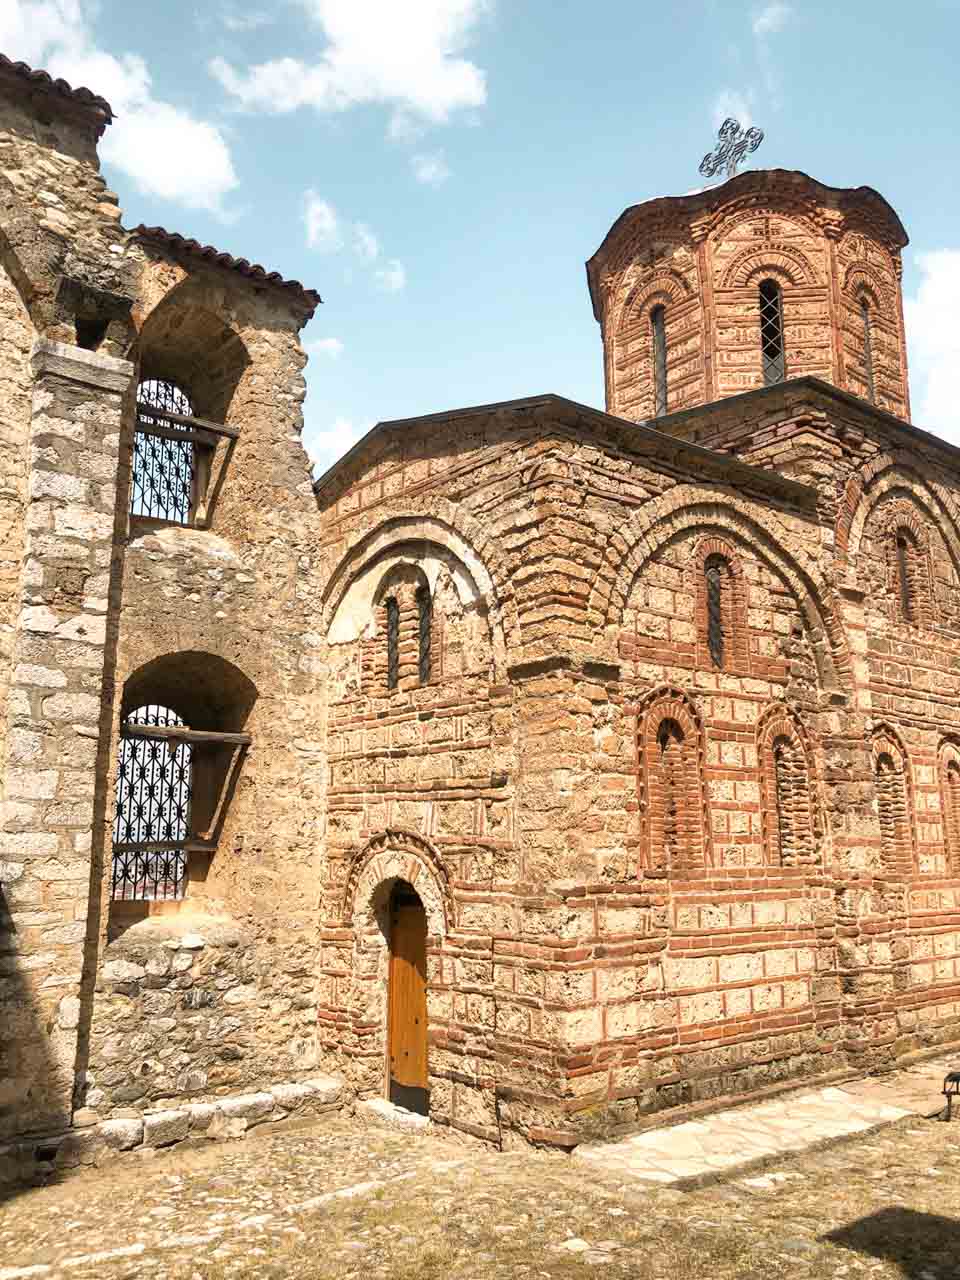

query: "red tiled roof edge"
xmin=0 ymin=53 xmax=113 ymax=125
xmin=133 ymin=225 xmax=322 ymax=314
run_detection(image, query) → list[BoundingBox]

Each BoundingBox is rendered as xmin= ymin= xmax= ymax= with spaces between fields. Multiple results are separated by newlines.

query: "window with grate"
xmin=131 ymin=379 xmax=195 ymax=524
xmin=112 ymin=704 xmax=192 ymax=901
xmin=704 ymin=555 xmax=728 ymax=668
xmin=651 ymin=305 xmax=667 ymax=417
xmin=416 ymin=585 xmax=432 ymax=684
xmin=657 ymin=719 xmax=685 ymax=870
xmin=875 ymin=751 xmax=909 ymax=871
xmin=946 ymin=760 xmax=960 ymax=870
xmin=861 ymin=298 xmax=876 ymax=404
xmin=759 ymin=279 xmax=786 ymax=386
xmin=386 ymin=597 xmax=400 ymax=689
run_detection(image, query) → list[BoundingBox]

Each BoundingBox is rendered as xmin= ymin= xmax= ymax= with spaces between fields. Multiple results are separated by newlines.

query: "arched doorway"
xmin=387 ymin=881 xmax=429 ymax=1115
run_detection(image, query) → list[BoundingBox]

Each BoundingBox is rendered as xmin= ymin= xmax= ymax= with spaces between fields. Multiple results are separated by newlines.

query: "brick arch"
xmin=842 ymin=262 xmax=894 ymax=313
xmin=591 ymin=488 xmax=849 ymax=694
xmin=756 ymin=703 xmax=821 ymax=867
xmin=611 ymin=266 xmax=695 ymax=337
xmin=342 ymin=828 xmax=452 ymax=936
xmin=870 ymin=724 xmax=915 ymax=876
xmin=322 ymin=510 xmax=517 ymax=666
xmin=840 ymin=458 xmax=960 ymax=573
xmin=635 ymin=684 xmax=710 ymax=874
xmin=720 ymin=244 xmax=820 ymax=291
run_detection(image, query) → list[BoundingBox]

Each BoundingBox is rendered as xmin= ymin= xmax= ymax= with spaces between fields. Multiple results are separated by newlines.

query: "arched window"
xmin=651 ymin=304 xmax=667 ymax=417
xmin=871 ymin=731 xmax=913 ymax=874
xmin=860 ymin=297 xmax=876 ymax=404
xmin=132 ymin=379 xmax=195 ymax=524
xmin=758 ymin=709 xmax=817 ymax=867
xmin=416 ymin=584 xmax=432 ymax=684
xmin=638 ymin=688 xmax=709 ymax=874
xmin=657 ymin=718 xmax=685 ymax=868
xmin=759 ymin=279 xmax=786 ymax=386
xmin=704 ymin=554 xmax=728 ymax=668
xmin=945 ymin=759 xmax=960 ymax=871
xmin=385 ymin=597 xmax=400 ymax=690
xmin=893 ymin=526 xmax=924 ymax=625
xmin=112 ymin=704 xmax=192 ymax=901
xmin=938 ymin=744 xmax=960 ymax=874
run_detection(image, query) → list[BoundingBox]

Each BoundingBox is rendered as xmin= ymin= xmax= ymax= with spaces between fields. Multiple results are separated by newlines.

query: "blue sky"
xmin=3 ymin=0 xmax=959 ymax=470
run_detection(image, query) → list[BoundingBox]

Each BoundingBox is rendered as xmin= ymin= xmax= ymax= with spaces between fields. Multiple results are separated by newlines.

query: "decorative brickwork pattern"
xmin=636 ymin=686 xmax=709 ymax=874
xmin=871 ymin=727 xmax=914 ymax=875
xmin=588 ymin=171 xmax=910 ymax=421
xmin=757 ymin=706 xmax=818 ymax=867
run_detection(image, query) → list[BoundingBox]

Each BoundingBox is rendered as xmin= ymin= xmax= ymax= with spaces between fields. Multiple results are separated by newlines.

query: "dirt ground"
xmin=1 ymin=1108 xmax=959 ymax=1279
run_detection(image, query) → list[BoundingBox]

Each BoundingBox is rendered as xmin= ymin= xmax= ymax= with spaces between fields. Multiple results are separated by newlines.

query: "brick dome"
xmin=586 ymin=169 xmax=911 ymax=422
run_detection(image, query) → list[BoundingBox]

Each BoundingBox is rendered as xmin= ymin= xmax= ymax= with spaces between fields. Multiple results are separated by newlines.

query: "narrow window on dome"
xmin=704 ymin=555 xmax=728 ymax=668
xmin=651 ymin=305 xmax=667 ymax=417
xmin=759 ymin=279 xmax=786 ymax=386
xmin=386 ymin=597 xmax=400 ymax=690
xmin=416 ymin=585 xmax=432 ymax=684
xmin=861 ymin=298 xmax=876 ymax=404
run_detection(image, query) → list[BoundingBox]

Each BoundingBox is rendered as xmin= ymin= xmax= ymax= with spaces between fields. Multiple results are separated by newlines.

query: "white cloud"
xmin=712 ymin=89 xmax=754 ymax=130
xmin=304 ymin=192 xmax=343 ymax=250
xmin=905 ymin=250 xmax=960 ymax=442
xmin=375 ymin=260 xmax=407 ymax=292
xmin=209 ymin=0 xmax=490 ymax=134
xmin=354 ymin=223 xmax=380 ymax=260
xmin=752 ymin=2 xmax=792 ymax=37
xmin=308 ymin=337 xmax=345 ymax=359
xmin=411 ymin=150 xmax=451 ymax=186
xmin=0 ymin=0 xmax=238 ymax=214
xmin=305 ymin=415 xmax=372 ymax=470
xmin=222 ymin=6 xmax=273 ymax=31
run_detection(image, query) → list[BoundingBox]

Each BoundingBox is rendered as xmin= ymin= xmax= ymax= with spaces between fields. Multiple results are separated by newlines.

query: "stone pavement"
xmin=0 ymin=1055 xmax=958 ymax=1278
xmin=575 ymin=1053 xmax=957 ymax=1187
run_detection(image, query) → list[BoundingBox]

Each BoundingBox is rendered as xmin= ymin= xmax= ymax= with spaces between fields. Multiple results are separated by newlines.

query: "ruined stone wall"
xmin=81 ymin=261 xmax=325 ymax=1122
xmin=0 ymin=263 xmax=34 ymax=772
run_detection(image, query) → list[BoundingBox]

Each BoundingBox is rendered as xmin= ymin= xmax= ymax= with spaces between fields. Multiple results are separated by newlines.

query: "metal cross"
xmin=699 ymin=118 xmax=764 ymax=181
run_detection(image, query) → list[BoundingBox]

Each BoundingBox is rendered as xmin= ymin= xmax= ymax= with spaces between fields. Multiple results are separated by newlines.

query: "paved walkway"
xmin=575 ymin=1053 xmax=957 ymax=1187
xmin=0 ymin=1054 xmax=957 ymax=1278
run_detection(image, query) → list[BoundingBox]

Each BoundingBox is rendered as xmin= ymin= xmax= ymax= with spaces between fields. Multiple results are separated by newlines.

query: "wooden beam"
xmin=137 ymin=406 xmax=241 ymax=440
xmin=123 ymin=724 xmax=252 ymax=747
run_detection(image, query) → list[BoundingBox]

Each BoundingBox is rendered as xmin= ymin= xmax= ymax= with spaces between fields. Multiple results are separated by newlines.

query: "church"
xmin=1 ymin=50 xmax=959 ymax=1174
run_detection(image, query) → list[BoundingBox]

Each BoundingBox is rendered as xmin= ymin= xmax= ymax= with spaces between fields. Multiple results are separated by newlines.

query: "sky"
xmin=2 ymin=0 xmax=959 ymax=472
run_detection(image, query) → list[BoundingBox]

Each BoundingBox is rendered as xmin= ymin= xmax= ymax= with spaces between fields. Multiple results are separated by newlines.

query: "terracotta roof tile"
xmin=0 ymin=52 xmax=113 ymax=125
xmin=133 ymin=225 xmax=322 ymax=314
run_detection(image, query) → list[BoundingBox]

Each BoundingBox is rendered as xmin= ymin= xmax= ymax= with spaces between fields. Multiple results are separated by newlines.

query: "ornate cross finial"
xmin=699 ymin=118 xmax=764 ymax=181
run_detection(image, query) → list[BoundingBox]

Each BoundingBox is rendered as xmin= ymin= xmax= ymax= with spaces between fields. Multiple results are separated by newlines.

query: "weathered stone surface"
xmin=98 ymin=1117 xmax=143 ymax=1150
xmin=142 ymin=1110 xmax=189 ymax=1147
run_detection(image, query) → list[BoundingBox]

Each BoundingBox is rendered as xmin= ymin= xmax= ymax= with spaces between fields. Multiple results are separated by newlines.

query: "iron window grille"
xmin=131 ymin=378 xmax=241 ymax=527
xmin=386 ymin=597 xmax=400 ymax=689
xmin=896 ymin=533 xmax=915 ymax=623
xmin=651 ymin=305 xmax=667 ymax=417
xmin=705 ymin=556 xmax=726 ymax=668
xmin=759 ymin=279 xmax=786 ymax=386
xmin=112 ymin=704 xmax=192 ymax=901
xmin=417 ymin=586 xmax=432 ymax=684
xmin=861 ymin=298 xmax=876 ymax=404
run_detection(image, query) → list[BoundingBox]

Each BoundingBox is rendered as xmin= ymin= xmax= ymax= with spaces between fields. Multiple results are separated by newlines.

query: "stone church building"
xmin=1 ymin=53 xmax=959 ymax=1171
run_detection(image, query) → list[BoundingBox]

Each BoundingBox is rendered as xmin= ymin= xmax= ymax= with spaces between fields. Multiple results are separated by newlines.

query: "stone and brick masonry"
xmin=0 ymin=52 xmax=959 ymax=1172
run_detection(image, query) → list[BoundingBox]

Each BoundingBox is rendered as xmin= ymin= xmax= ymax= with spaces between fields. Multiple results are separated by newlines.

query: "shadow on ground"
xmin=825 ymin=1206 xmax=960 ymax=1278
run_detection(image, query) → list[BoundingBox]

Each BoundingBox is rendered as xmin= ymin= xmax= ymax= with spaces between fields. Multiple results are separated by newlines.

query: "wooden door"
xmin=388 ymin=883 xmax=429 ymax=1113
